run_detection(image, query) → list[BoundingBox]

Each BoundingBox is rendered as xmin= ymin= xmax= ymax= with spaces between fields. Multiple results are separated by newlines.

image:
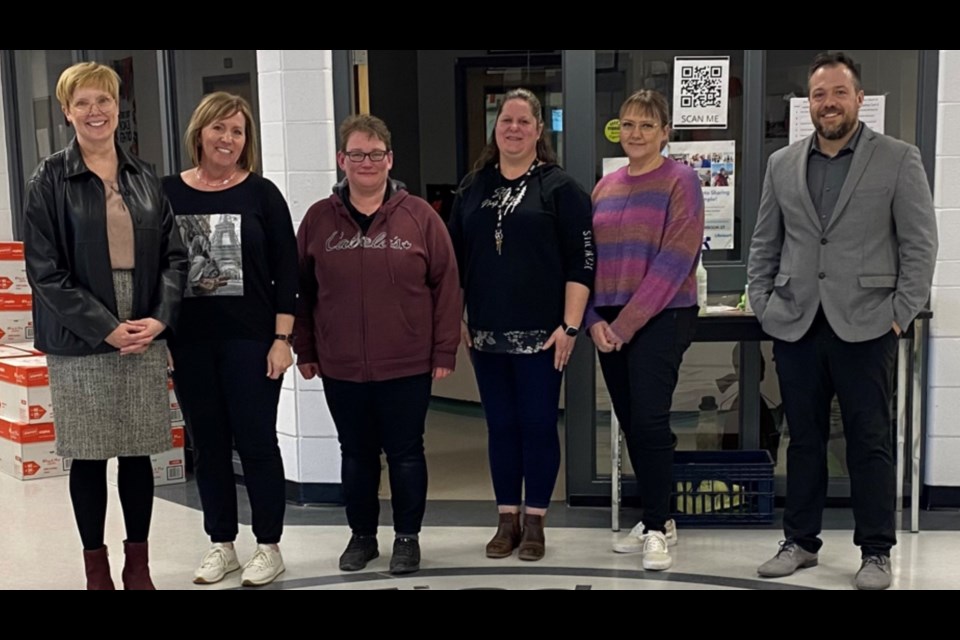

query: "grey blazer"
xmin=748 ymin=125 xmax=937 ymax=343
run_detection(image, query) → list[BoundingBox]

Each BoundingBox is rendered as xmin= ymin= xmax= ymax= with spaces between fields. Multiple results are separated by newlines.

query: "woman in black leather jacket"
xmin=22 ymin=62 xmax=186 ymax=590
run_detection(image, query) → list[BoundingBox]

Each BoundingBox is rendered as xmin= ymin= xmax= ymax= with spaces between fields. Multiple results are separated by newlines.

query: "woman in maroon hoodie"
xmin=294 ymin=115 xmax=461 ymax=576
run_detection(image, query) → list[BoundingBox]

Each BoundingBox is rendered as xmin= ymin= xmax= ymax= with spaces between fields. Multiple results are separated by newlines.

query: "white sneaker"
xmin=193 ymin=543 xmax=241 ymax=584
xmin=241 ymin=544 xmax=286 ymax=587
xmin=613 ymin=519 xmax=678 ymax=553
xmin=641 ymin=531 xmax=673 ymax=571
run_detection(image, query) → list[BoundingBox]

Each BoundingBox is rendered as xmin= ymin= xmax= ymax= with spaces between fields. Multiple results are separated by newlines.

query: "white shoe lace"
xmin=246 ymin=547 xmax=276 ymax=571
xmin=643 ymin=532 xmax=668 ymax=554
xmin=628 ymin=522 xmax=646 ymax=538
xmin=200 ymin=547 xmax=229 ymax=570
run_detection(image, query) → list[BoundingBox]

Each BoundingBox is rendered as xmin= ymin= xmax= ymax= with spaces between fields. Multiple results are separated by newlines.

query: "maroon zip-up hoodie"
xmin=294 ymin=179 xmax=461 ymax=382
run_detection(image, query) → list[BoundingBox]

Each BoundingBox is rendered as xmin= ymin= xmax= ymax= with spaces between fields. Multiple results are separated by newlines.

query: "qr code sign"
xmin=679 ymin=65 xmax=724 ymax=109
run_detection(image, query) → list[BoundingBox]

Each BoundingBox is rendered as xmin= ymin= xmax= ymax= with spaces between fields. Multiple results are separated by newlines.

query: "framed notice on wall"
xmin=110 ymin=57 xmax=139 ymax=156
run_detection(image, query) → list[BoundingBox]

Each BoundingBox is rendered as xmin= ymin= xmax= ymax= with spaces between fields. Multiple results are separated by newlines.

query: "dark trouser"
xmin=470 ymin=349 xmax=563 ymax=510
xmin=323 ymin=373 xmax=432 ymax=536
xmin=774 ymin=308 xmax=898 ymax=557
xmin=597 ymin=306 xmax=698 ymax=532
xmin=70 ymin=456 xmax=154 ymax=550
xmin=171 ymin=340 xmax=285 ymax=545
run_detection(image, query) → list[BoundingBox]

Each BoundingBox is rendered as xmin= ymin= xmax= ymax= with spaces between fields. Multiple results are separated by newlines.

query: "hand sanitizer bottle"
xmin=697 ymin=250 xmax=708 ymax=316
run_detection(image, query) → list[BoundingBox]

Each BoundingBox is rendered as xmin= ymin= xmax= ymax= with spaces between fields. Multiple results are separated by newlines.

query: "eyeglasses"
xmin=344 ymin=150 xmax=389 ymax=163
xmin=620 ymin=121 xmax=662 ymax=135
xmin=71 ymin=96 xmax=116 ymax=114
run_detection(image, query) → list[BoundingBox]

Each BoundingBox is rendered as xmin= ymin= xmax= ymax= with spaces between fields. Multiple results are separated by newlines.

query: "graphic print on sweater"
xmin=176 ymin=213 xmax=244 ymax=297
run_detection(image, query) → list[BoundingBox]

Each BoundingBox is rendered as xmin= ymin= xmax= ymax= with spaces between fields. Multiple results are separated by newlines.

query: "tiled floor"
xmin=2 ymin=471 xmax=959 ymax=590
xmin=3 ymin=404 xmax=958 ymax=590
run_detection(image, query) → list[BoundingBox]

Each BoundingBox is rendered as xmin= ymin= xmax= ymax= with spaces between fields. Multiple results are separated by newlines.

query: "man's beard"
xmin=814 ymin=113 xmax=855 ymax=140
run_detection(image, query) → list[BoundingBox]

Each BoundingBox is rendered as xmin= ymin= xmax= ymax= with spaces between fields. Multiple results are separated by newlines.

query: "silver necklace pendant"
xmin=492 ymin=159 xmax=538 ymax=256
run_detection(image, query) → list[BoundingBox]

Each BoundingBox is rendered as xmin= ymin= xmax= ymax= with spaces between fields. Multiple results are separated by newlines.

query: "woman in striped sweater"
xmin=586 ymin=90 xmax=705 ymax=571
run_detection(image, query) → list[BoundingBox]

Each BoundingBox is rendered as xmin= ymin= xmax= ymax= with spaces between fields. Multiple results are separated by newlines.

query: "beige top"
xmin=104 ymin=181 xmax=134 ymax=269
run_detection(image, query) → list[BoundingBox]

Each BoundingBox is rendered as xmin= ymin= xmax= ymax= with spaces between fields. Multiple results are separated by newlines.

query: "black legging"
xmin=70 ymin=457 xmax=154 ymax=551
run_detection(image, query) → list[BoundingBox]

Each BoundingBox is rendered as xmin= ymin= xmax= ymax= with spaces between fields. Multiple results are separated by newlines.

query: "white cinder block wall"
xmin=928 ymin=50 xmax=960 ymax=488
xmin=258 ymin=50 xmax=341 ymax=485
xmin=0 ymin=88 xmax=13 ymax=240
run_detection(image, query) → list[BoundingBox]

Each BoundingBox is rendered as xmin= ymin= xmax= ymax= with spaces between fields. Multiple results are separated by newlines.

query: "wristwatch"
xmin=562 ymin=322 xmax=579 ymax=337
xmin=274 ymin=333 xmax=294 ymax=344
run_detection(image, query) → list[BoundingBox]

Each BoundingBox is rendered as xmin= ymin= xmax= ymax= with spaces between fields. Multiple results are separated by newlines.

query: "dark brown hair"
xmin=809 ymin=52 xmax=862 ymax=92
xmin=472 ymin=88 xmax=557 ymax=171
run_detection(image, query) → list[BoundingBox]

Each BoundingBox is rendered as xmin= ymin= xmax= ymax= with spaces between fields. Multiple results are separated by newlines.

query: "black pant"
xmin=172 ymin=340 xmax=286 ymax=545
xmin=597 ymin=306 xmax=698 ymax=532
xmin=774 ymin=309 xmax=898 ymax=556
xmin=70 ymin=457 xmax=154 ymax=550
xmin=323 ymin=373 xmax=432 ymax=536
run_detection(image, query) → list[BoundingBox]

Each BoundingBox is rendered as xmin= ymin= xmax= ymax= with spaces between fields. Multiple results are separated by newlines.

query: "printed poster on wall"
xmin=667 ymin=140 xmax=736 ymax=250
xmin=110 ymin=57 xmax=139 ymax=156
xmin=672 ymin=57 xmax=730 ymax=130
xmin=789 ymin=95 xmax=885 ymax=144
xmin=602 ymin=140 xmax=736 ymax=250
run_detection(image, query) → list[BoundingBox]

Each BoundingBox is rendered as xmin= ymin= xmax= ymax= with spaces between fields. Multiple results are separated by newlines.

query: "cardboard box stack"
xmin=0 ymin=242 xmax=185 ymax=486
xmin=0 ymin=242 xmax=63 ymax=479
xmin=0 ymin=243 xmax=33 ymax=345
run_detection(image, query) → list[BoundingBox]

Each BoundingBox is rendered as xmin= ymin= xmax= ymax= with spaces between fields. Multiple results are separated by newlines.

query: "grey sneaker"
xmin=855 ymin=555 xmax=892 ymax=590
xmin=757 ymin=540 xmax=819 ymax=577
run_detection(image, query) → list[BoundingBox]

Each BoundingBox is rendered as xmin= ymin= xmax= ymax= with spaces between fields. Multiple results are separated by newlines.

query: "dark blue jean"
xmin=470 ymin=349 xmax=563 ymax=509
xmin=323 ymin=373 xmax=432 ymax=536
xmin=172 ymin=339 xmax=285 ymax=545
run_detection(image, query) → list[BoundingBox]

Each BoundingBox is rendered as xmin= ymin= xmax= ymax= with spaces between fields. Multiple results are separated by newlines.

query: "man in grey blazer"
xmin=748 ymin=52 xmax=937 ymax=590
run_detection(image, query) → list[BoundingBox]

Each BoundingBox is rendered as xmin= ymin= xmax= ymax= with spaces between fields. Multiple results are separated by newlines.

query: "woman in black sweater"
xmin=448 ymin=88 xmax=594 ymax=561
xmin=163 ymin=93 xmax=297 ymax=588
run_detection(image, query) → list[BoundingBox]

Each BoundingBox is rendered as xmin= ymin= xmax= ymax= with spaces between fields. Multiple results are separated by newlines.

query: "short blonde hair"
xmin=55 ymin=62 xmax=120 ymax=110
xmin=184 ymin=92 xmax=259 ymax=172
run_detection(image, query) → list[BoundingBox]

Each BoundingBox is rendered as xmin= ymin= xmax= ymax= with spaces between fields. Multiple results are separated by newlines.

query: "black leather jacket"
xmin=23 ymin=138 xmax=187 ymax=356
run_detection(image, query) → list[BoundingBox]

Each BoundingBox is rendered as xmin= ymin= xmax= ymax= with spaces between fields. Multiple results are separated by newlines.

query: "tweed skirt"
xmin=47 ymin=270 xmax=171 ymax=460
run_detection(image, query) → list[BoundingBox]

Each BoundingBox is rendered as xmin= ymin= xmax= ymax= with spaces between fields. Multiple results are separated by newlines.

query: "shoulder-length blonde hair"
xmin=184 ymin=92 xmax=259 ymax=172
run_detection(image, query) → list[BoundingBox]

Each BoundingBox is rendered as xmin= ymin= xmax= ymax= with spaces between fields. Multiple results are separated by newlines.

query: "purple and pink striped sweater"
xmin=585 ymin=159 xmax=705 ymax=343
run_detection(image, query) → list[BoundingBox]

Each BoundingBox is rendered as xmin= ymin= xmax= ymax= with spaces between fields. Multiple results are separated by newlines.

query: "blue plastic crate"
xmin=670 ymin=450 xmax=775 ymax=525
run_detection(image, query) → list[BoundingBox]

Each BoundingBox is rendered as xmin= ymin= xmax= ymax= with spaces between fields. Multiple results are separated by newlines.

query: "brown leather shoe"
xmin=485 ymin=512 xmax=521 ymax=558
xmin=518 ymin=514 xmax=545 ymax=561
xmin=83 ymin=546 xmax=116 ymax=590
xmin=121 ymin=541 xmax=157 ymax=590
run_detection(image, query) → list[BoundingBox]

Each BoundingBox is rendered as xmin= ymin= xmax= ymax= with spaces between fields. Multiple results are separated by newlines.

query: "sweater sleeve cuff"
xmin=433 ymin=351 xmax=457 ymax=371
xmin=584 ymin=307 xmax=602 ymax=330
